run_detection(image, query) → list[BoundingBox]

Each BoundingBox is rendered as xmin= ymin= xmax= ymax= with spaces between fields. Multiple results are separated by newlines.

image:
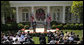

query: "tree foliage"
xmin=1 ymin=1 xmax=12 ymax=17
xmin=71 ymin=1 xmax=83 ymax=23
xmin=71 ymin=1 xmax=83 ymax=16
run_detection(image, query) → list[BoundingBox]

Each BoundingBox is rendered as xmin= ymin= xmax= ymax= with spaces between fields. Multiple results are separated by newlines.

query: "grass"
xmin=33 ymin=36 xmax=48 ymax=44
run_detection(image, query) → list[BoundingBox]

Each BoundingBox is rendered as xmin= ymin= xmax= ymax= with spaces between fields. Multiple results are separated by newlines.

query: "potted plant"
xmin=24 ymin=25 xmax=29 ymax=29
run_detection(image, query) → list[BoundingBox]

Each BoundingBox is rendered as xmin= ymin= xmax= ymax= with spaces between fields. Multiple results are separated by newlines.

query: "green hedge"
xmin=24 ymin=25 xmax=30 ymax=29
xmin=51 ymin=23 xmax=83 ymax=30
xmin=56 ymin=24 xmax=63 ymax=30
xmin=1 ymin=22 xmax=30 ymax=31
xmin=51 ymin=25 xmax=56 ymax=29
xmin=1 ymin=24 xmax=8 ymax=31
xmin=18 ymin=23 xmax=24 ymax=30
xmin=1 ymin=22 xmax=83 ymax=31
xmin=50 ymin=21 xmax=60 ymax=26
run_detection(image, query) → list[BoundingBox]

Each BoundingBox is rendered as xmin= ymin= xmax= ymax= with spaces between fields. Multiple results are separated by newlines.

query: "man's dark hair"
xmin=61 ymin=31 xmax=63 ymax=32
xmin=65 ymin=31 xmax=67 ymax=33
xmin=77 ymin=35 xmax=79 ymax=37
xmin=15 ymin=39 xmax=18 ymax=41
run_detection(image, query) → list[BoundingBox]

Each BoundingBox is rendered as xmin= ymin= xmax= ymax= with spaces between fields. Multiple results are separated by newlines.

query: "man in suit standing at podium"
xmin=32 ymin=20 xmax=36 ymax=33
xmin=44 ymin=19 xmax=47 ymax=33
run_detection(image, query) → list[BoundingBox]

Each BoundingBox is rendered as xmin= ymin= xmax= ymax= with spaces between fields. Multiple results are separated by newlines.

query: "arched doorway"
xmin=35 ymin=8 xmax=45 ymax=21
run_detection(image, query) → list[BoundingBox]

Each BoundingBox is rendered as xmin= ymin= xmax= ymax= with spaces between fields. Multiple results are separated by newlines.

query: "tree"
xmin=1 ymin=1 xmax=14 ymax=24
xmin=1 ymin=1 xmax=11 ymax=16
xmin=71 ymin=1 xmax=83 ymax=23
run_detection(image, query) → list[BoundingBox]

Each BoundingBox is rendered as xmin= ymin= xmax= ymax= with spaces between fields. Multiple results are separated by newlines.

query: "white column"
xmin=62 ymin=6 xmax=65 ymax=23
xmin=32 ymin=6 xmax=34 ymax=13
xmin=2 ymin=13 xmax=5 ymax=24
xmin=16 ymin=7 xmax=19 ymax=23
xmin=30 ymin=6 xmax=34 ymax=29
xmin=31 ymin=6 xmax=34 ymax=21
xmin=47 ymin=6 xmax=50 ymax=19
xmin=47 ymin=6 xmax=50 ymax=29
xmin=47 ymin=6 xmax=50 ymax=14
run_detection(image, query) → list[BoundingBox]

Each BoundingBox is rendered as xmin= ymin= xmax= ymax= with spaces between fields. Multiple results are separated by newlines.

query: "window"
xmin=22 ymin=8 xmax=29 ymax=22
xmin=22 ymin=8 xmax=28 ymax=12
xmin=53 ymin=13 xmax=56 ymax=21
xmin=22 ymin=13 xmax=25 ymax=21
xmin=26 ymin=13 xmax=29 ymax=21
xmin=53 ymin=8 xmax=60 ymax=21
xmin=22 ymin=13 xmax=29 ymax=22
xmin=57 ymin=9 xmax=60 ymax=22
xmin=57 ymin=12 xmax=60 ymax=21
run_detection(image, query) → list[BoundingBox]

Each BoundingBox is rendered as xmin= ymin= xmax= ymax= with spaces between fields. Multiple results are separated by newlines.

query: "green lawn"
xmin=32 ymin=30 xmax=83 ymax=44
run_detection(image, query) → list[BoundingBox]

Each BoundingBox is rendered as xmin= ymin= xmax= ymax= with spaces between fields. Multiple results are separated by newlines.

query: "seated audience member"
xmin=64 ymin=39 xmax=68 ymax=44
xmin=68 ymin=36 xmax=74 ymax=41
xmin=4 ymin=39 xmax=10 ymax=44
xmin=74 ymin=35 xmax=80 ymax=44
xmin=3 ymin=34 xmax=8 ymax=40
xmin=64 ymin=31 xmax=67 ymax=37
xmin=1 ymin=31 xmax=83 ymax=44
xmin=49 ymin=37 xmax=56 ymax=44
xmin=39 ymin=34 xmax=46 ymax=44
xmin=12 ymin=35 xmax=17 ymax=41
xmin=9 ymin=38 xmax=13 ymax=44
xmin=55 ymin=36 xmax=60 ymax=44
xmin=60 ymin=31 xmax=64 ymax=37
xmin=59 ymin=38 xmax=64 ymax=44
xmin=76 ymin=35 xmax=80 ymax=41
xmin=80 ymin=37 xmax=83 ymax=44
xmin=69 ymin=41 xmax=74 ymax=44
xmin=23 ymin=37 xmax=31 ymax=44
xmin=47 ymin=32 xmax=52 ymax=43
xmin=29 ymin=37 xmax=34 ymax=44
xmin=13 ymin=39 xmax=21 ymax=44
xmin=17 ymin=30 xmax=21 ymax=35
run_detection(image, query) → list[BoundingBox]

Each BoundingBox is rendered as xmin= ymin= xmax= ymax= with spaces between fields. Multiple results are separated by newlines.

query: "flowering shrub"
xmin=56 ymin=24 xmax=63 ymax=30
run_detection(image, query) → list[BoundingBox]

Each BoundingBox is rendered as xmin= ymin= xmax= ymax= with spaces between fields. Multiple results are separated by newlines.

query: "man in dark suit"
xmin=39 ymin=34 xmax=46 ymax=44
xmin=32 ymin=20 xmax=36 ymax=33
xmin=44 ymin=19 xmax=47 ymax=33
xmin=47 ymin=31 xmax=54 ymax=43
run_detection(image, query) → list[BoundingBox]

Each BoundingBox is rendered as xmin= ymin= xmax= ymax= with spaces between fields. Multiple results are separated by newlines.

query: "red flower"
xmin=56 ymin=28 xmax=59 ymax=30
xmin=21 ymin=28 xmax=25 ymax=31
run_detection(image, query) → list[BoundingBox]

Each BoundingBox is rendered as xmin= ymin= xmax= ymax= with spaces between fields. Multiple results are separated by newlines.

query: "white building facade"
xmin=8 ymin=1 xmax=80 ymax=24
